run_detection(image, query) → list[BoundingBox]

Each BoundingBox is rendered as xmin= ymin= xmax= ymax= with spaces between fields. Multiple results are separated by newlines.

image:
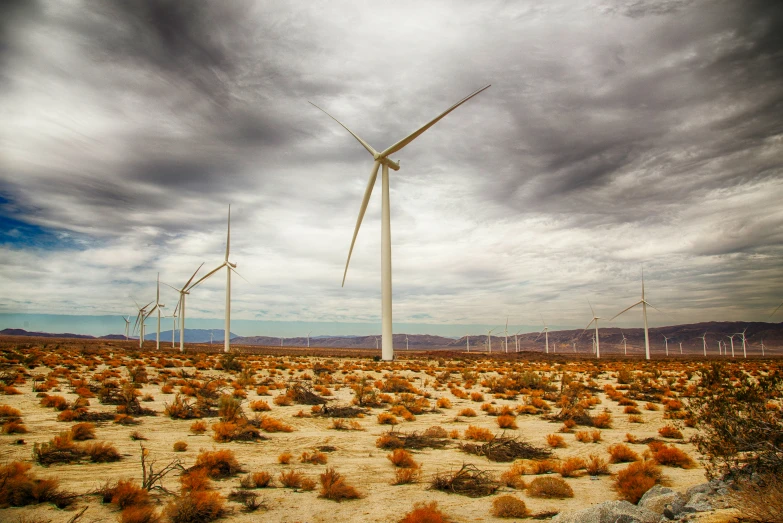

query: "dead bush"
xmin=0 ymin=461 xmax=73 ymax=508
xmin=727 ymin=474 xmax=783 ymax=523
xmin=180 ymin=469 xmax=210 ymax=493
xmin=165 ymin=490 xmax=226 ymax=523
xmin=107 ymin=479 xmax=149 ymax=509
xmin=497 ymin=415 xmax=517 ymax=429
xmin=83 ymin=441 xmax=122 ymax=463
xmin=608 ymin=443 xmax=640 ymax=463
xmin=650 ymin=444 xmax=696 ymax=468
xmin=398 ymin=501 xmax=451 ymax=523
xmin=464 ymin=425 xmax=494 ymax=442
xmin=120 ymin=505 xmax=161 ymax=523
xmin=392 ymin=465 xmax=422 ymax=485
xmin=658 ymin=425 xmax=684 ymax=439
xmin=546 ymin=434 xmax=567 ymax=448
xmin=173 ymin=441 xmax=188 ymax=452
xmin=190 ymin=420 xmax=208 ymax=434
xmin=301 ymin=451 xmax=328 ymax=465
xmin=527 ymin=476 xmax=574 ymax=498
xmin=278 ymin=469 xmax=305 ymax=489
xmin=70 ymin=422 xmax=96 ymax=441
xmin=491 ymin=495 xmax=529 ymax=518
xmin=614 ymin=460 xmax=663 ymax=503
xmin=318 ymin=467 xmax=361 ymax=501
xmin=193 ymin=449 xmax=242 ymax=479
xmin=387 ymin=449 xmax=417 ymax=468
xmin=585 ymin=454 xmax=611 ymax=475
xmin=430 ymin=463 xmax=500 ymax=497
xmin=499 ymin=462 xmax=527 ymax=489
xmin=460 ymin=435 xmax=551 ymax=463
xmin=559 ymin=457 xmax=586 ymax=478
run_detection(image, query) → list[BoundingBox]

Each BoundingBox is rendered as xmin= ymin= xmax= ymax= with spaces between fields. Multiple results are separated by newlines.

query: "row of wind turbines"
xmin=125 ymin=207 xmax=241 ymax=354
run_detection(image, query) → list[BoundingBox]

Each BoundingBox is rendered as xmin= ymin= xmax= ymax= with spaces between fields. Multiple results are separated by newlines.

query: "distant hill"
xmin=0 ymin=328 xmax=94 ymax=339
xmin=2 ymin=322 xmax=782 ymax=355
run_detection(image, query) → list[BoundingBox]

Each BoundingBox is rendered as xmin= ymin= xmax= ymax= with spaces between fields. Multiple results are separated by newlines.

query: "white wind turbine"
xmin=584 ymin=300 xmax=601 ymax=359
xmin=122 ymin=316 xmax=131 ymax=341
xmin=406 ymin=335 xmax=409 ymax=351
xmin=486 ymin=327 xmax=496 ymax=353
xmin=170 ymin=311 xmax=178 ymax=349
xmin=536 ymin=314 xmax=550 ymax=354
xmin=609 ymin=270 xmax=661 ymax=361
xmin=132 ymin=300 xmax=153 ymax=349
xmin=620 ymin=330 xmax=628 ymax=355
xmin=514 ymin=328 xmax=524 ymax=352
xmin=760 ymin=338 xmax=765 ymax=356
xmin=736 ymin=328 xmax=748 ymax=359
xmin=697 ymin=332 xmax=707 ymax=357
xmin=311 ymin=85 xmax=491 ymax=361
xmin=727 ymin=334 xmax=736 ymax=358
xmin=678 ymin=341 xmax=683 ymax=355
xmin=189 ymin=206 xmax=244 ymax=353
xmin=307 ymin=331 xmax=312 ymax=348
xmin=164 ymin=263 xmax=203 ymax=353
xmin=662 ymin=335 xmax=670 ymax=357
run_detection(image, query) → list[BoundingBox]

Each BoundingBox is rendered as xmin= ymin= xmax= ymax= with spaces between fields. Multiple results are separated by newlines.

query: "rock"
xmin=684 ymin=482 xmax=712 ymax=500
xmin=682 ymin=492 xmax=712 ymax=513
xmin=551 ymin=500 xmax=660 ymax=523
xmin=638 ymin=485 xmax=686 ymax=516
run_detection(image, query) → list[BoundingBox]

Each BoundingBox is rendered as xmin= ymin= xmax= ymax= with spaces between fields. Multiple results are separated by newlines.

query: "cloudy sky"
xmin=1 ymin=0 xmax=782 ymax=337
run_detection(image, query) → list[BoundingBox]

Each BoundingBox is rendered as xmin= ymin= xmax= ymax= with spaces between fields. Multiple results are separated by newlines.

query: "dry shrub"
xmin=728 ymin=474 xmax=783 ymax=523
xmin=464 ymin=425 xmax=494 ymax=442
xmin=499 ymin=462 xmax=527 ymax=489
xmin=278 ymin=470 xmax=304 ymax=489
xmin=180 ymin=469 xmax=210 ymax=493
xmin=69 ymin=422 xmax=96 ymax=441
xmin=2 ymin=420 xmax=26 ymax=434
xmin=559 ymin=457 xmax=586 ymax=478
xmin=392 ymin=465 xmax=422 ymax=485
xmin=301 ymin=451 xmax=328 ymax=465
xmin=546 ymin=434 xmax=567 ymax=448
xmin=173 ymin=441 xmax=188 ymax=452
xmin=458 ymin=408 xmax=477 ymax=417
xmin=190 ymin=421 xmax=207 ymax=434
xmin=273 ymin=394 xmax=292 ymax=406
xmin=625 ymin=432 xmax=638 ymax=443
xmin=528 ymin=459 xmax=559 ymax=475
xmin=590 ymin=429 xmax=602 ymax=442
xmin=608 ymin=443 xmax=640 ymax=463
xmin=109 ymin=479 xmax=149 ymax=509
xmin=0 ymin=404 xmax=21 ymax=418
xmin=278 ymin=452 xmax=293 ymax=464
xmin=470 ymin=392 xmax=485 ymax=402
xmin=658 ymin=425 xmax=684 ymax=439
xmin=241 ymin=471 xmax=272 ymax=488
xmin=376 ymin=432 xmax=404 ymax=450
xmin=629 ymin=415 xmax=644 ymax=423
xmin=651 ymin=445 xmax=695 ymax=468
xmin=193 ymin=449 xmax=242 ymax=479
xmin=318 ymin=467 xmax=361 ymax=501
xmin=211 ymin=420 xmax=262 ymax=442
xmin=249 ymin=400 xmax=271 ymax=412
xmin=387 ymin=449 xmax=417 ymax=468
xmin=449 ymin=429 xmax=460 ymax=439
xmin=378 ymin=412 xmax=399 ymax=425
xmin=574 ymin=430 xmax=591 ymax=443
xmin=591 ymin=412 xmax=612 ymax=428
xmin=624 ymin=406 xmax=641 ymax=414
xmin=258 ymin=416 xmax=293 ymax=433
xmin=645 ymin=402 xmax=659 ymax=411
xmin=585 ymin=454 xmax=611 ymax=475
xmin=83 ymin=441 xmax=122 ymax=462
xmin=0 ymin=461 xmax=72 ymax=508
xmin=120 ymin=505 xmax=161 ymax=523
xmin=430 ymin=463 xmax=500 ymax=497
xmin=165 ymin=490 xmax=225 ymax=523
xmin=436 ymin=397 xmax=451 ymax=408
xmin=614 ymin=460 xmax=663 ymax=503
xmin=497 ymin=415 xmax=517 ymax=429
xmin=130 ymin=431 xmax=148 ymax=441
xmin=527 ymin=476 xmax=574 ymax=498
xmin=398 ymin=501 xmax=451 ymax=523
xmin=40 ymin=395 xmax=69 ymax=410
xmin=491 ymin=495 xmax=529 ymax=518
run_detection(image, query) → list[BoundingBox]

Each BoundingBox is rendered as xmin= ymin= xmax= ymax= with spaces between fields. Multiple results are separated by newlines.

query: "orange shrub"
xmin=165 ymin=490 xmax=225 ymax=523
xmin=83 ymin=441 xmax=121 ymax=462
xmin=278 ymin=452 xmax=293 ymax=464
xmin=70 ymin=422 xmax=95 ymax=441
xmin=585 ymin=454 xmax=610 ymax=475
xmin=392 ymin=465 xmax=422 ymax=485
xmin=120 ymin=505 xmax=160 ymax=523
xmin=193 ymin=449 xmax=241 ymax=479
xmin=398 ymin=501 xmax=450 ymax=523
xmin=249 ymin=400 xmax=271 ymax=412
xmin=559 ymin=457 xmax=586 ymax=478
xmin=500 ymin=462 xmax=527 ymax=489
xmin=436 ymin=397 xmax=452 ymax=408
xmin=470 ymin=392 xmax=484 ymax=402
xmin=497 ymin=415 xmax=517 ymax=429
xmin=110 ymin=479 xmax=149 ymax=509
xmin=528 ymin=459 xmax=559 ymax=475
xmin=658 ymin=425 xmax=683 ymax=439
xmin=590 ymin=429 xmax=602 ymax=442
xmin=259 ymin=416 xmax=293 ymax=433
xmin=301 ymin=451 xmax=328 ymax=465
xmin=591 ymin=412 xmax=612 ymax=428
xmin=173 ymin=441 xmax=188 ymax=452
xmin=625 ymin=432 xmax=638 ymax=443
xmin=2 ymin=420 xmax=27 ymax=434
xmin=279 ymin=470 xmax=304 ymax=489
xmin=546 ymin=434 xmax=567 ymax=448
xmin=645 ymin=402 xmax=659 ymax=411
xmin=180 ymin=468 xmax=210 ymax=492
xmin=377 ymin=413 xmax=399 ymax=425
xmin=527 ymin=476 xmax=574 ymax=498
xmin=651 ymin=445 xmax=695 ymax=468
xmin=251 ymin=472 xmax=272 ymax=488
xmin=575 ymin=430 xmax=591 ymax=443
xmin=614 ymin=460 xmax=663 ymax=503
xmin=464 ymin=425 xmax=494 ymax=442
xmin=273 ymin=394 xmax=293 ymax=406
xmin=608 ymin=443 xmax=640 ymax=463
xmin=318 ymin=467 xmax=361 ymax=501
xmin=491 ymin=495 xmax=529 ymax=518
xmin=40 ymin=395 xmax=69 ymax=410
xmin=458 ymin=408 xmax=477 ymax=417
xmin=387 ymin=449 xmax=417 ymax=468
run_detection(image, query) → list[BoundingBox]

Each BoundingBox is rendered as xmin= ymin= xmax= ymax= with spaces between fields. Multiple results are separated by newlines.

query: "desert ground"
xmin=0 ymin=336 xmax=778 ymax=523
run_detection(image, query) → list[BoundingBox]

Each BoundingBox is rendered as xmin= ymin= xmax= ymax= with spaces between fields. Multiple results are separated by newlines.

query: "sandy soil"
xmin=0 ymin=349 xmax=734 ymax=523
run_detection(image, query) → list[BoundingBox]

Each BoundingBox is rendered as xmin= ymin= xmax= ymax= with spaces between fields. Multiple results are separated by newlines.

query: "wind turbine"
xmin=486 ymin=328 xmax=496 ymax=353
xmin=281 ymin=337 xmax=284 ymax=347
xmin=736 ymin=328 xmax=748 ymax=359
xmin=697 ymin=332 xmax=707 ymax=357
xmin=170 ymin=312 xmax=177 ymax=349
xmin=311 ymin=85 xmax=491 ymax=361
xmin=536 ymin=315 xmax=550 ymax=354
xmin=504 ymin=318 xmax=509 ymax=353
xmin=306 ymin=331 xmax=312 ymax=348
xmin=375 ymin=337 xmax=379 ymax=350
xmin=164 ymin=263 xmax=203 ymax=353
xmin=122 ymin=316 xmax=131 ymax=341
xmin=584 ymin=300 xmax=601 ymax=359
xmin=662 ymin=335 xmax=670 ymax=357
xmin=154 ymin=273 xmax=165 ymax=351
xmin=760 ymin=338 xmax=766 ymax=356
xmin=610 ymin=270 xmax=661 ymax=360
xmin=132 ymin=300 xmax=153 ymax=349
xmin=514 ymin=328 xmax=524 ymax=352
xmin=620 ymin=330 xmax=628 ymax=355
xmin=771 ymin=301 xmax=783 ymax=319
xmin=678 ymin=341 xmax=683 ymax=355
xmin=406 ymin=335 xmax=409 ymax=351
xmin=727 ymin=334 xmax=736 ymax=358
xmin=189 ymin=206 xmax=244 ymax=353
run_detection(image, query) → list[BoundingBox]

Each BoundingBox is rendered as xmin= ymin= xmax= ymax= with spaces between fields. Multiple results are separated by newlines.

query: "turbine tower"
xmin=504 ymin=317 xmax=509 ymax=353
xmin=165 ymin=263 xmax=203 ymax=353
xmin=662 ymin=335 xmax=670 ymax=357
xmin=584 ymin=300 xmax=601 ymax=359
xmin=190 ymin=206 xmax=244 ymax=353
xmin=760 ymin=338 xmax=765 ymax=356
xmin=406 ymin=335 xmax=409 ymax=351
xmin=727 ymin=334 xmax=736 ymax=358
xmin=123 ymin=316 xmax=131 ymax=341
xmin=307 ymin=331 xmax=312 ymax=348
xmin=537 ymin=314 xmax=550 ymax=354
xmin=697 ymin=332 xmax=707 ymax=357
xmin=132 ymin=300 xmax=153 ymax=349
xmin=620 ymin=330 xmax=627 ymax=355
xmin=737 ymin=328 xmax=748 ymax=359
xmin=311 ymin=85 xmax=491 ymax=361
xmin=610 ymin=270 xmax=661 ymax=360
xmin=486 ymin=327 xmax=496 ymax=353
xmin=514 ymin=328 xmax=524 ymax=352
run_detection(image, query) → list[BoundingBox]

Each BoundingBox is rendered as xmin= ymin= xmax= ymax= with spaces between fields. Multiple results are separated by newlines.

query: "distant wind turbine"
xmin=727 ymin=334 xmax=736 ymax=358
xmin=504 ymin=317 xmax=509 ymax=353
xmin=514 ymin=328 xmax=524 ymax=352
xmin=610 ymin=270 xmax=661 ymax=360
xmin=170 ymin=312 xmax=177 ymax=349
xmin=737 ymin=328 xmax=748 ymax=359
xmin=486 ymin=328 xmax=496 ymax=353
xmin=697 ymin=332 xmax=707 ymax=357
xmin=190 ymin=206 xmax=245 ymax=353
xmin=307 ymin=331 xmax=312 ymax=348
xmin=662 ymin=335 xmax=670 ymax=357
xmin=620 ymin=330 xmax=627 ymax=355
xmin=678 ymin=341 xmax=683 ymax=355
xmin=122 ymin=316 xmax=130 ymax=341
xmin=164 ymin=263 xmax=203 ymax=353
xmin=406 ymin=335 xmax=409 ymax=351
xmin=760 ymin=338 xmax=765 ymax=356
xmin=375 ymin=337 xmax=379 ymax=350
xmin=311 ymin=85 xmax=491 ymax=361
xmin=584 ymin=300 xmax=601 ymax=359
xmin=537 ymin=314 xmax=550 ymax=354
xmin=132 ymin=300 xmax=153 ymax=349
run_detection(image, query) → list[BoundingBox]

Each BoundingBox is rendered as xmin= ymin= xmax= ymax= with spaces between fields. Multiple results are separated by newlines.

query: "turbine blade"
xmin=342 ymin=160 xmax=381 ymax=287
xmin=230 ymin=266 xmax=249 ymax=284
xmin=309 ymin=102 xmax=378 ymax=157
xmin=161 ymin=282 xmax=180 ymax=292
xmin=770 ymin=301 xmax=783 ymax=319
xmin=173 ymin=296 xmax=181 ymax=317
xmin=183 ymin=263 xmax=205 ymax=289
xmin=643 ymin=301 xmax=665 ymax=315
xmin=144 ymin=304 xmax=158 ymax=319
xmin=609 ymin=301 xmax=643 ymax=322
xmin=156 ymin=273 xmax=160 ymax=302
xmin=189 ymin=263 xmax=226 ymax=290
xmin=587 ymin=298 xmax=595 ymax=317
xmin=584 ymin=319 xmax=595 ymax=331
xmin=380 ymin=85 xmax=491 ymax=158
